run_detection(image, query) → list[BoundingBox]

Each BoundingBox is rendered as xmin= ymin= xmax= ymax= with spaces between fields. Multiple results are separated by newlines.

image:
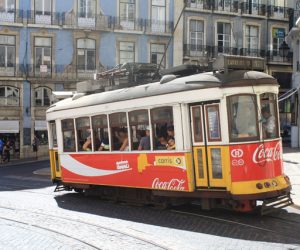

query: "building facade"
xmin=173 ymin=0 xmax=295 ymax=145
xmin=0 ymin=0 xmax=174 ymax=159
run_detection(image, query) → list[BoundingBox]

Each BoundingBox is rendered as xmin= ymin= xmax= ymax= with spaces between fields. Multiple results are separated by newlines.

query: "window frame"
xmin=191 ymin=105 xmax=203 ymax=143
xmin=151 ymin=0 xmax=166 ymax=32
xmin=227 ymin=94 xmax=260 ymax=142
xmin=34 ymin=86 xmax=52 ymax=107
xmin=61 ymin=119 xmax=76 ymax=152
xmin=0 ymin=0 xmax=15 ymax=12
xmin=0 ymin=34 xmax=16 ymax=70
xmin=205 ymin=104 xmax=222 ymax=142
xmin=119 ymin=41 xmax=135 ymax=64
xmin=245 ymin=25 xmax=259 ymax=51
xmin=150 ymin=43 xmax=165 ymax=67
xmin=0 ymin=85 xmax=19 ymax=106
xmin=92 ymin=114 xmax=110 ymax=151
xmin=260 ymin=92 xmax=280 ymax=140
xmin=217 ymin=22 xmax=231 ymax=50
xmin=34 ymin=0 xmax=52 ymax=16
xmin=34 ymin=36 xmax=52 ymax=76
xmin=76 ymin=38 xmax=96 ymax=71
xmin=78 ymin=0 xmax=96 ymax=18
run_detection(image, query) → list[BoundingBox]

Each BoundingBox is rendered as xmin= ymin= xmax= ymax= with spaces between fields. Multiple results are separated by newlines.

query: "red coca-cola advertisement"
xmin=229 ymin=140 xmax=283 ymax=182
xmin=60 ymin=152 xmax=190 ymax=191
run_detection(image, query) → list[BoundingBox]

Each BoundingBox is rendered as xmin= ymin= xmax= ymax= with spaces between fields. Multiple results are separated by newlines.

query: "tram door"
xmin=190 ymin=102 xmax=228 ymax=189
xmin=48 ymin=121 xmax=61 ymax=179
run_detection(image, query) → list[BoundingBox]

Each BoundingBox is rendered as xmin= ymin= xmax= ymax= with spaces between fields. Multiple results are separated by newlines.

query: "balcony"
xmin=266 ymin=50 xmax=292 ymax=63
xmin=183 ymin=44 xmax=292 ymax=65
xmin=0 ymin=9 xmax=23 ymax=23
xmin=6 ymin=64 xmax=102 ymax=81
xmin=241 ymin=2 xmax=266 ymax=16
xmin=267 ymin=5 xmax=291 ymax=19
xmin=213 ymin=0 xmax=239 ymax=13
xmin=185 ymin=0 xmax=213 ymax=11
xmin=26 ymin=10 xmax=60 ymax=26
xmin=184 ymin=44 xmax=239 ymax=58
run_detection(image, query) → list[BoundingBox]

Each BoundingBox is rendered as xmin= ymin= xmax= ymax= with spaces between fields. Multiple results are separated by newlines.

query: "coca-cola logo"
xmin=152 ymin=178 xmax=185 ymax=191
xmin=252 ymin=142 xmax=282 ymax=164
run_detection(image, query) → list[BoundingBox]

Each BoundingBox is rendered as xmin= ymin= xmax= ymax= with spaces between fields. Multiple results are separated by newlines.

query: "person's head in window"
xmin=157 ymin=135 xmax=168 ymax=150
xmin=118 ymin=128 xmax=129 ymax=151
xmin=82 ymin=136 xmax=92 ymax=151
xmin=261 ymin=106 xmax=276 ymax=138
xmin=167 ymin=137 xmax=176 ymax=150
xmin=167 ymin=125 xmax=174 ymax=138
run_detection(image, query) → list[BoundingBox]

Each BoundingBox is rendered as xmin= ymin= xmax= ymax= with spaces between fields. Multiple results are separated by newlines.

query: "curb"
xmin=0 ymin=158 xmax=49 ymax=167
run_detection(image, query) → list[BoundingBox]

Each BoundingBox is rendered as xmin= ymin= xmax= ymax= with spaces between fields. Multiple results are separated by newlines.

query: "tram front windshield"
xmin=227 ymin=93 xmax=279 ymax=142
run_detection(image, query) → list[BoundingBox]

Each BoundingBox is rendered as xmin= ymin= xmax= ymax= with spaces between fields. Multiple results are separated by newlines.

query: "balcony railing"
xmin=213 ymin=1 xmax=239 ymax=13
xmin=185 ymin=0 xmax=213 ymax=11
xmin=26 ymin=10 xmax=61 ymax=26
xmin=267 ymin=6 xmax=291 ymax=19
xmin=3 ymin=64 xmax=102 ymax=80
xmin=183 ymin=44 xmax=292 ymax=64
xmin=241 ymin=2 xmax=266 ymax=16
xmin=0 ymin=9 xmax=23 ymax=23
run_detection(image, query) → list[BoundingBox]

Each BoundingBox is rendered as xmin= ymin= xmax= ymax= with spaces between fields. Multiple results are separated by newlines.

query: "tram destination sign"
xmin=213 ymin=55 xmax=265 ymax=72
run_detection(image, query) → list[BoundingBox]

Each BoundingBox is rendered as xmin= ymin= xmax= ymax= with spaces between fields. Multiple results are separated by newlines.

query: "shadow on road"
xmin=54 ymin=192 xmax=300 ymax=246
xmin=0 ymin=160 xmax=53 ymax=191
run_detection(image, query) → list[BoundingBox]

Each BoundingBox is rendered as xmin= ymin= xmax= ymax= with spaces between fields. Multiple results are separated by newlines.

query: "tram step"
xmin=54 ymin=184 xmax=72 ymax=192
xmin=261 ymin=194 xmax=294 ymax=215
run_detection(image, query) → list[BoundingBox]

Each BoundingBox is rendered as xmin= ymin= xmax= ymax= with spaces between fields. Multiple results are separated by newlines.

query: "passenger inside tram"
xmin=261 ymin=106 xmax=276 ymax=139
xmin=167 ymin=137 xmax=176 ymax=150
xmin=116 ymin=128 xmax=129 ymax=151
xmin=138 ymin=126 xmax=150 ymax=150
xmin=156 ymin=135 xmax=168 ymax=150
xmin=82 ymin=136 xmax=92 ymax=151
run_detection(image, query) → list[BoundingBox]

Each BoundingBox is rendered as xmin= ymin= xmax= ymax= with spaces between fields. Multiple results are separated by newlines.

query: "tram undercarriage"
xmin=54 ymin=180 xmax=293 ymax=215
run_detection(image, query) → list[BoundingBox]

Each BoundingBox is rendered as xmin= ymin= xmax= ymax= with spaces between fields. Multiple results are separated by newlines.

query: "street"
xmin=0 ymin=160 xmax=299 ymax=249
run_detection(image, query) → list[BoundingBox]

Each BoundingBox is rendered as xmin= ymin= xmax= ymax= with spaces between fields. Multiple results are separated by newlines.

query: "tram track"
xmin=170 ymin=207 xmax=300 ymax=243
xmin=0 ymin=205 xmax=171 ymax=250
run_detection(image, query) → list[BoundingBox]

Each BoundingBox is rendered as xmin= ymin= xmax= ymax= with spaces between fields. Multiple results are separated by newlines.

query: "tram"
xmin=46 ymin=56 xmax=293 ymax=214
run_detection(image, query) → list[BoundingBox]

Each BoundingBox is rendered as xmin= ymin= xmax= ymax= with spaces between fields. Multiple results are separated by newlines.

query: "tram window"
xmin=129 ymin=110 xmax=150 ymax=151
xmin=76 ymin=117 xmax=91 ymax=151
xmin=205 ymin=105 xmax=221 ymax=141
xmin=191 ymin=106 xmax=203 ymax=142
xmin=211 ymin=148 xmax=222 ymax=179
xmin=92 ymin=115 xmax=110 ymax=151
xmin=227 ymin=95 xmax=259 ymax=142
xmin=260 ymin=93 xmax=279 ymax=139
xmin=109 ymin=112 xmax=129 ymax=151
xmin=151 ymin=106 xmax=174 ymax=150
xmin=49 ymin=122 xmax=57 ymax=148
xmin=61 ymin=119 xmax=76 ymax=152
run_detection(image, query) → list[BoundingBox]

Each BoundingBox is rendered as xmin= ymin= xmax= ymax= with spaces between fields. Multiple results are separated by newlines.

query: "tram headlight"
xmin=272 ymin=180 xmax=278 ymax=187
xmin=256 ymin=183 xmax=263 ymax=189
xmin=264 ymin=182 xmax=271 ymax=188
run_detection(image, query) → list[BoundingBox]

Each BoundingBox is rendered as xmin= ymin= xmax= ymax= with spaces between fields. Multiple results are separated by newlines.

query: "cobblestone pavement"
xmin=0 ymin=161 xmax=299 ymax=249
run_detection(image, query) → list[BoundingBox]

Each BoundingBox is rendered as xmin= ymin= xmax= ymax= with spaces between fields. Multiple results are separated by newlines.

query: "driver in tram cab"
xmin=261 ymin=106 xmax=276 ymax=138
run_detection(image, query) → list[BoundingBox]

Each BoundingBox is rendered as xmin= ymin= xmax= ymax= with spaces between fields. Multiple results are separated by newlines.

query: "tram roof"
xmin=47 ymin=70 xmax=277 ymax=113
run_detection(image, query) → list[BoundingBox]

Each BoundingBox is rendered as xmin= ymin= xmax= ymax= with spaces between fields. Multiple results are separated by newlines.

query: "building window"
xmin=34 ymin=37 xmax=52 ymax=76
xmin=215 ymin=0 xmax=231 ymax=11
xmin=272 ymin=27 xmax=285 ymax=57
xmin=0 ymin=0 xmax=14 ymax=12
xmin=150 ymin=43 xmax=165 ymax=68
xmin=190 ymin=19 xmax=204 ymax=54
xmin=245 ymin=25 xmax=259 ymax=56
xmin=119 ymin=41 xmax=135 ymax=64
xmin=35 ymin=87 xmax=51 ymax=107
xmin=77 ymin=38 xmax=96 ymax=71
xmin=0 ymin=35 xmax=15 ymax=76
xmin=151 ymin=0 xmax=166 ymax=33
xmin=0 ymin=0 xmax=15 ymax=22
xmin=0 ymin=86 xmax=19 ymax=106
xmin=35 ymin=0 xmax=51 ymax=15
xmin=78 ymin=0 xmax=95 ymax=18
xmin=120 ymin=0 xmax=135 ymax=30
xmin=217 ymin=22 xmax=231 ymax=53
xmin=269 ymin=0 xmax=286 ymax=18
